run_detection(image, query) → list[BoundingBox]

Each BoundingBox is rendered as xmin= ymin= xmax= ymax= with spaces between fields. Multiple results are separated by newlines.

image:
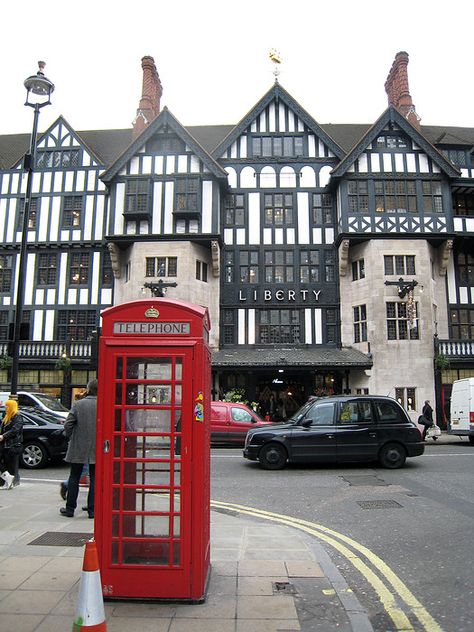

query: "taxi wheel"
xmin=258 ymin=443 xmax=287 ymax=470
xmin=379 ymin=443 xmax=406 ymax=469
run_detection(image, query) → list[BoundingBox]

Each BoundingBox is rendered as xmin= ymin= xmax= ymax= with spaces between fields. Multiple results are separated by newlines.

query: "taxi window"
xmin=338 ymin=401 xmax=373 ymax=424
xmin=375 ymin=400 xmax=405 ymax=423
xmin=231 ymin=407 xmax=253 ymax=423
xmin=306 ymin=402 xmax=335 ymax=426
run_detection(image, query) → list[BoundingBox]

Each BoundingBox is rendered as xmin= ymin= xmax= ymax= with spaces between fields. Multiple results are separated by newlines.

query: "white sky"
xmin=2 ymin=0 xmax=473 ymax=137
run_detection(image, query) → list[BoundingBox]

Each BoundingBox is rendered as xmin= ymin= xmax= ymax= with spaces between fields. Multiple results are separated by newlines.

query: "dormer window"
xmin=36 ymin=149 xmax=80 ymax=168
xmin=251 ymin=135 xmax=304 ymax=158
xmin=146 ymin=136 xmax=186 ymax=154
xmin=375 ymin=135 xmax=408 ymax=149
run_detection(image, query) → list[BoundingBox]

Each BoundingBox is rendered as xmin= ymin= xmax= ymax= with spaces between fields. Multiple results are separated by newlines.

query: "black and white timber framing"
xmin=0 ymin=69 xmax=472 ymax=420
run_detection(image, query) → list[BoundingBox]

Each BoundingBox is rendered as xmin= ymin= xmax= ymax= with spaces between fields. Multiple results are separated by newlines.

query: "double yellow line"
xmin=211 ymin=500 xmax=443 ymax=632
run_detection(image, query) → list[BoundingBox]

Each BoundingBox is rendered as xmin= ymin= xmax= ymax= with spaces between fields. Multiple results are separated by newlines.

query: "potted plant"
xmin=0 ymin=355 xmax=12 ymax=370
xmin=223 ymin=388 xmax=248 ymax=404
xmin=434 ymin=353 xmax=450 ymax=371
xmin=55 ymin=355 xmax=72 ymax=375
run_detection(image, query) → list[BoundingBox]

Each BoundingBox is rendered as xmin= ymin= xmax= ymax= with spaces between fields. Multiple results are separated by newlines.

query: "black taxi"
xmin=243 ymin=395 xmax=424 ymax=470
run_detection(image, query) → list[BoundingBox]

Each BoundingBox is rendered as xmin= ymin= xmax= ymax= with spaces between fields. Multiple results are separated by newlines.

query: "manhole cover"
xmin=357 ymin=500 xmax=402 ymax=510
xmin=28 ymin=532 xmax=93 ymax=547
xmin=272 ymin=581 xmax=297 ymax=595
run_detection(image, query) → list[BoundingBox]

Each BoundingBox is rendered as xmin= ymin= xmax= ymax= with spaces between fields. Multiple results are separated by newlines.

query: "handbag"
xmin=418 ymin=415 xmax=431 ymax=426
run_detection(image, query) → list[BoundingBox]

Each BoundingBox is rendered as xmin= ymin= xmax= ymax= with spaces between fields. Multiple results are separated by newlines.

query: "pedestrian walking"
xmin=0 ymin=399 xmax=23 ymax=489
xmin=59 ymin=389 xmax=89 ymax=502
xmin=421 ymin=399 xmax=434 ymax=441
xmin=60 ymin=379 xmax=98 ymax=518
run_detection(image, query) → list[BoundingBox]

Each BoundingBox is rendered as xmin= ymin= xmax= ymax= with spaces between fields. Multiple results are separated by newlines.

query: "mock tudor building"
xmin=0 ymin=52 xmax=472 ymax=424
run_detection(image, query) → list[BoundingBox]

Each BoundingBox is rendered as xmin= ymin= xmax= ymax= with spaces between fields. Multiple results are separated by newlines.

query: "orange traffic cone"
xmin=79 ymin=474 xmax=90 ymax=487
xmin=73 ymin=539 xmax=107 ymax=631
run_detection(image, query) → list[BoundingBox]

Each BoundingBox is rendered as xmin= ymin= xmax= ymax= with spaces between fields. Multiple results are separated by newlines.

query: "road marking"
xmin=211 ymin=499 xmax=443 ymax=632
xmin=25 ymin=477 xmax=443 ymax=630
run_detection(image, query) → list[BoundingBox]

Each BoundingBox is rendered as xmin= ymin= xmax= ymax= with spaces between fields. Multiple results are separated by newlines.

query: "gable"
xmin=331 ymin=107 xmax=459 ymax=179
xmin=13 ymin=116 xmax=103 ymax=170
xmin=115 ymin=128 xmax=215 ymax=178
xmin=213 ymin=83 xmax=344 ymax=161
xmin=101 ymin=108 xmax=227 ymax=184
xmin=346 ymin=123 xmax=442 ymax=175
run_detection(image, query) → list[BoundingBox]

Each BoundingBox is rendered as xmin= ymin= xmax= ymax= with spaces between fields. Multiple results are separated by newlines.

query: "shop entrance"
xmin=217 ymin=369 xmax=343 ymax=422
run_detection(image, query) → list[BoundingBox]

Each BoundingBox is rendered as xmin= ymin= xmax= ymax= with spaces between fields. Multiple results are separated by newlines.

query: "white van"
xmin=0 ymin=391 xmax=69 ymax=420
xmin=449 ymin=378 xmax=474 ymax=443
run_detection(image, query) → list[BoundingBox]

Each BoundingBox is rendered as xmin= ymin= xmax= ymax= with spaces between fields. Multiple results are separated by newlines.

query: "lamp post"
xmin=143 ymin=280 xmax=178 ymax=297
xmin=10 ymin=62 xmax=54 ymax=398
xmin=384 ymin=277 xmax=418 ymax=299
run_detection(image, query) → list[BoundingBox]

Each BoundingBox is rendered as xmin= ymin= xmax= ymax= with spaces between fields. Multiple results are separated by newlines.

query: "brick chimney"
xmin=384 ymin=51 xmax=420 ymax=129
xmin=132 ymin=56 xmax=163 ymax=139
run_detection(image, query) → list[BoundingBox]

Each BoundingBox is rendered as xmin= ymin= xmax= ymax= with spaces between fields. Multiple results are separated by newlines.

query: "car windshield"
xmin=34 ymin=394 xmax=68 ymax=412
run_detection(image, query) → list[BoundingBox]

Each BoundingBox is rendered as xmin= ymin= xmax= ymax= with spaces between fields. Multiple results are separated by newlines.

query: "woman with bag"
xmin=0 ymin=399 xmax=23 ymax=489
xmin=421 ymin=400 xmax=434 ymax=441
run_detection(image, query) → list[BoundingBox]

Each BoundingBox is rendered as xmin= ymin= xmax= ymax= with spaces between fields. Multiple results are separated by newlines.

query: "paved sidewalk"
xmin=422 ymin=429 xmax=470 ymax=444
xmin=0 ymin=478 xmax=374 ymax=632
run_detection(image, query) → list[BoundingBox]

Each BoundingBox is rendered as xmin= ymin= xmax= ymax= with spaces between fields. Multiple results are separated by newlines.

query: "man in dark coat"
xmin=60 ymin=379 xmax=97 ymax=518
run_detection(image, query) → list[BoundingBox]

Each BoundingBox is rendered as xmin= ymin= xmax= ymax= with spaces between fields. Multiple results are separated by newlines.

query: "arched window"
xmin=240 ymin=166 xmax=256 ymax=188
xmin=260 ymin=166 xmax=276 ymax=188
xmin=279 ymin=166 xmax=297 ymax=187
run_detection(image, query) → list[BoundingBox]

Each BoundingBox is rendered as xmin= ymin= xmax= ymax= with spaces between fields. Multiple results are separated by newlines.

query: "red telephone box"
xmin=94 ymin=299 xmax=211 ymax=601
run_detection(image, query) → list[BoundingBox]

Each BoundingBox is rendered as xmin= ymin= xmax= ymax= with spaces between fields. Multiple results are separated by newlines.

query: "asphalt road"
xmin=209 ymin=441 xmax=474 ymax=632
xmin=24 ymin=440 xmax=474 ymax=631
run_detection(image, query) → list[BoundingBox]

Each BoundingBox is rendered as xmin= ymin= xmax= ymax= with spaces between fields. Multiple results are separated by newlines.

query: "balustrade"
xmin=437 ymin=339 xmax=474 ymax=358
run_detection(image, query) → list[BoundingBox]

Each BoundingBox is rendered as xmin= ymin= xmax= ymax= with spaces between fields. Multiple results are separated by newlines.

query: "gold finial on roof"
xmin=269 ymin=49 xmax=282 ymax=81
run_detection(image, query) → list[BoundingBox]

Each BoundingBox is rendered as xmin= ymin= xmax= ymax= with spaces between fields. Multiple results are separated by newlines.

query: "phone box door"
xmin=95 ymin=299 xmax=211 ymax=601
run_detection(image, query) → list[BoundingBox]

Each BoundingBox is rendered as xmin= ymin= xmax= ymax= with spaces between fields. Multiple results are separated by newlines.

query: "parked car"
xmin=0 ymin=391 xmax=69 ymax=421
xmin=210 ymin=401 xmax=272 ymax=446
xmin=243 ymin=395 xmax=424 ymax=470
xmin=18 ymin=408 xmax=68 ymax=468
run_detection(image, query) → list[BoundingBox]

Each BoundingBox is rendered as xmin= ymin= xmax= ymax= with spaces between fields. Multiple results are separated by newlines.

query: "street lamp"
xmin=143 ymin=280 xmax=178 ymax=297
xmin=384 ymin=277 xmax=418 ymax=300
xmin=9 ymin=62 xmax=54 ymax=398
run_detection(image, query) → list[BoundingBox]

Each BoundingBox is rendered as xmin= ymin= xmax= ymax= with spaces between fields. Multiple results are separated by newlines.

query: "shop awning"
xmin=212 ymin=347 xmax=372 ymax=369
